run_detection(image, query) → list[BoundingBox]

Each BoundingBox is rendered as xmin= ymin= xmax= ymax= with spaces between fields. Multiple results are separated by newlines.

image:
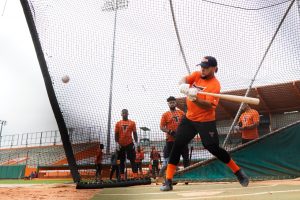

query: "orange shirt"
xmin=185 ymin=71 xmax=220 ymax=122
xmin=135 ymin=150 xmax=144 ymax=162
xmin=239 ymin=109 xmax=260 ymax=139
xmin=150 ymin=150 xmax=161 ymax=161
xmin=160 ymin=109 xmax=185 ymax=142
xmin=95 ymin=149 xmax=103 ymax=164
xmin=115 ymin=120 xmax=136 ymax=146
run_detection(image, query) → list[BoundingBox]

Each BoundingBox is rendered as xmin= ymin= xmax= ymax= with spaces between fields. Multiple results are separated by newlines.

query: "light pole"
xmin=0 ymin=120 xmax=7 ymax=148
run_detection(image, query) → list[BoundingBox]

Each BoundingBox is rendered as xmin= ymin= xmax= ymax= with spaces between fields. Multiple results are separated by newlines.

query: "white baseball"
xmin=62 ymin=75 xmax=70 ymax=83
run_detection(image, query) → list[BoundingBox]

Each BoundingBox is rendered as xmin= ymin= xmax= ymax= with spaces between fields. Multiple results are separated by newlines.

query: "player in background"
xmin=160 ymin=56 xmax=249 ymax=191
xmin=235 ymin=103 xmax=260 ymax=144
xmin=150 ymin=146 xmax=161 ymax=179
xmin=159 ymin=96 xmax=190 ymax=179
xmin=115 ymin=109 xmax=138 ymax=179
xmin=109 ymin=148 xmax=120 ymax=180
xmin=135 ymin=146 xmax=145 ymax=178
xmin=95 ymin=143 xmax=104 ymax=181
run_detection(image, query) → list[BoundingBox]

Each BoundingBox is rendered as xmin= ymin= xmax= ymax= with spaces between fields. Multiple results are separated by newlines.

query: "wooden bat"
xmin=198 ymin=91 xmax=260 ymax=105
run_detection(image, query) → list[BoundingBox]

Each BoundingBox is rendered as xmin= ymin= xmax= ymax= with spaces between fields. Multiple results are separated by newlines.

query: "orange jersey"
xmin=160 ymin=109 xmax=185 ymax=142
xmin=150 ymin=150 xmax=161 ymax=161
xmin=95 ymin=149 xmax=103 ymax=164
xmin=115 ymin=120 xmax=137 ymax=146
xmin=185 ymin=71 xmax=220 ymax=122
xmin=135 ymin=150 xmax=144 ymax=162
xmin=239 ymin=109 xmax=260 ymax=139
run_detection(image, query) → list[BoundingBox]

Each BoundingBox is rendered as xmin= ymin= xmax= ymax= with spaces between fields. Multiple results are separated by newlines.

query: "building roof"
xmin=176 ymin=80 xmax=300 ymax=121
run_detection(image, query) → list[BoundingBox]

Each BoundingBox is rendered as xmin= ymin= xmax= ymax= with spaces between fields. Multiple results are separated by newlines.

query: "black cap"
xmin=167 ymin=96 xmax=176 ymax=102
xmin=197 ymin=56 xmax=217 ymax=68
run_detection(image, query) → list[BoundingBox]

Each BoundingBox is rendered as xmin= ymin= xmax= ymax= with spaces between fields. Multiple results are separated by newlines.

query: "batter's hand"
xmin=187 ymin=88 xmax=198 ymax=101
xmin=234 ymin=125 xmax=241 ymax=133
xmin=168 ymin=130 xmax=176 ymax=137
xmin=179 ymin=84 xmax=190 ymax=95
xmin=116 ymin=143 xmax=121 ymax=151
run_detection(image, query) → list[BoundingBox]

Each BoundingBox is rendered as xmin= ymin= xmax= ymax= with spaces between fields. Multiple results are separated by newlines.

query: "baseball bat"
xmin=198 ymin=91 xmax=260 ymax=105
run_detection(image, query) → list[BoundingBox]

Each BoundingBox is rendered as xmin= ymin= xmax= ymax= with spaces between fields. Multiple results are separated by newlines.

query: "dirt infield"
xmin=0 ymin=184 xmax=99 ymax=200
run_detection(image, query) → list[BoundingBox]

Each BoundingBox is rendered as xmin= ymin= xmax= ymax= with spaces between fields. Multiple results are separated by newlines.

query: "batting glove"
xmin=116 ymin=143 xmax=121 ymax=151
xmin=179 ymin=84 xmax=190 ymax=95
xmin=233 ymin=125 xmax=241 ymax=133
xmin=168 ymin=130 xmax=176 ymax=137
xmin=187 ymin=88 xmax=198 ymax=101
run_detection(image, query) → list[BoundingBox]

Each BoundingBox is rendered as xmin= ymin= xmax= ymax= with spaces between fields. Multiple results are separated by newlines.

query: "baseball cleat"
xmin=235 ymin=169 xmax=249 ymax=187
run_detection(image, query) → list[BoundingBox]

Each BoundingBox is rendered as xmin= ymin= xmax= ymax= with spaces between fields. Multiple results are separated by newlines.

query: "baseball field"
xmin=0 ymin=179 xmax=299 ymax=200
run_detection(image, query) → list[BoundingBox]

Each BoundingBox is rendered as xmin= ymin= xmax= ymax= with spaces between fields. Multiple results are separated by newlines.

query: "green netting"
xmin=175 ymin=122 xmax=300 ymax=181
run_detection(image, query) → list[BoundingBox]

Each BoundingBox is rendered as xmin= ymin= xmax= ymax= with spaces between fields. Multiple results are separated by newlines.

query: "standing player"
xmin=159 ymin=96 xmax=190 ymax=178
xmin=115 ymin=109 xmax=138 ymax=179
xmin=236 ymin=103 xmax=260 ymax=144
xmin=109 ymin=148 xmax=120 ymax=180
xmin=150 ymin=146 xmax=161 ymax=178
xmin=160 ymin=56 xmax=249 ymax=191
xmin=95 ymin=143 xmax=104 ymax=181
xmin=135 ymin=146 xmax=145 ymax=177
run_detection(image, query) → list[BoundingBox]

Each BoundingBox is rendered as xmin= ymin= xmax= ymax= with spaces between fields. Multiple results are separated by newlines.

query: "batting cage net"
xmin=20 ymin=0 xmax=300 ymax=187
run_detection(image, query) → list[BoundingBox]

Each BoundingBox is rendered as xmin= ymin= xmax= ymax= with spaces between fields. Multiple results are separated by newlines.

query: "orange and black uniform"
xmin=239 ymin=109 xmax=260 ymax=143
xmin=109 ymin=151 xmax=120 ymax=180
xmin=95 ymin=149 xmax=103 ymax=180
xmin=160 ymin=109 xmax=189 ymax=167
xmin=115 ymin=120 xmax=138 ymax=175
xmin=168 ymin=71 xmax=234 ymax=167
xmin=150 ymin=149 xmax=161 ymax=178
xmin=161 ymin=110 xmax=185 ymax=143
xmin=135 ymin=149 xmax=144 ymax=175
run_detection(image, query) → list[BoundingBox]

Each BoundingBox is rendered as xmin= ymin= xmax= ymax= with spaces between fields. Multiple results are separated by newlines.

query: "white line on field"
xmin=151 ymin=189 xmax=300 ymax=200
xmin=100 ymin=184 xmax=278 ymax=196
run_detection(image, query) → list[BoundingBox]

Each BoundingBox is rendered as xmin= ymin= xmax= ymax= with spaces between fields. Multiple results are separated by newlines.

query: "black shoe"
xmin=160 ymin=179 xmax=173 ymax=191
xmin=235 ymin=169 xmax=249 ymax=187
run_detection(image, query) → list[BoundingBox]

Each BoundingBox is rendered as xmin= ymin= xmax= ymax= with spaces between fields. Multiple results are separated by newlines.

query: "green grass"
xmin=0 ymin=179 xmax=73 ymax=184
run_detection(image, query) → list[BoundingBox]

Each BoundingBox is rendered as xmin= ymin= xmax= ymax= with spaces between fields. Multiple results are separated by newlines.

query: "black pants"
xmin=95 ymin=164 xmax=102 ymax=179
xmin=110 ymin=165 xmax=120 ymax=180
xmin=166 ymin=141 xmax=190 ymax=167
xmin=152 ymin=160 xmax=160 ymax=178
xmin=118 ymin=143 xmax=137 ymax=174
xmin=169 ymin=117 xmax=231 ymax=166
xmin=136 ymin=162 xmax=143 ymax=174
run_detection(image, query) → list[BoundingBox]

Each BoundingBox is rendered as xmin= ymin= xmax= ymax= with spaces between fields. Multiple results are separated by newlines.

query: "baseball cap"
xmin=197 ymin=56 xmax=217 ymax=68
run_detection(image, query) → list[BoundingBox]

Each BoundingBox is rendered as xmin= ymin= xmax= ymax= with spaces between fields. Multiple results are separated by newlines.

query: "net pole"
xmin=297 ymin=0 xmax=300 ymax=17
xmin=20 ymin=0 xmax=81 ymax=182
xmin=169 ymin=0 xmax=191 ymax=74
xmin=223 ymin=0 xmax=297 ymax=147
xmin=106 ymin=2 xmax=118 ymax=155
xmin=1 ymin=0 xmax=8 ymax=16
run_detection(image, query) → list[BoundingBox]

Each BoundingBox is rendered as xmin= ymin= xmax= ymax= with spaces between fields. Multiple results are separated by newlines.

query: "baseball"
xmin=62 ymin=75 xmax=70 ymax=83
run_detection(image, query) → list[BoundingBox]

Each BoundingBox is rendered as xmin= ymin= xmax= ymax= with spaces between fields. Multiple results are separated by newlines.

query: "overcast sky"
xmin=0 ymin=0 xmax=58 ymax=135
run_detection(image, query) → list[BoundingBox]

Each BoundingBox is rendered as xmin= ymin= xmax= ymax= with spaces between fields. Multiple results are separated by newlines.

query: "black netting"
xmin=20 ymin=0 xmax=300 ymax=185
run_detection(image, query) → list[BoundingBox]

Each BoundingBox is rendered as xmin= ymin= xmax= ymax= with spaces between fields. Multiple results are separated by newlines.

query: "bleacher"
xmin=0 ymin=142 xmax=100 ymax=167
